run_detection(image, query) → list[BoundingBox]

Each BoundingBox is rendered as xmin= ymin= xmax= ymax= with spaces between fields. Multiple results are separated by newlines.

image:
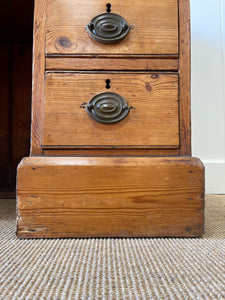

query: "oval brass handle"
xmin=86 ymin=92 xmax=130 ymax=124
xmin=86 ymin=13 xmax=130 ymax=44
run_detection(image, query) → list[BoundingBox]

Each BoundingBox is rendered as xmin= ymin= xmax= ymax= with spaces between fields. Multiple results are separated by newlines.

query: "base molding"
xmin=16 ymin=156 xmax=205 ymax=238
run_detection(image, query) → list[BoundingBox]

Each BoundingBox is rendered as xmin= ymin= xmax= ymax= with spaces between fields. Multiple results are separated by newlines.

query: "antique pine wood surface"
xmin=43 ymin=149 xmax=180 ymax=157
xmin=45 ymin=0 xmax=178 ymax=56
xmin=17 ymin=157 xmax=204 ymax=238
xmin=30 ymin=0 xmax=192 ymax=156
xmin=179 ymin=0 xmax=191 ymax=155
xmin=46 ymin=57 xmax=179 ymax=71
xmin=43 ymin=73 xmax=179 ymax=147
xmin=19 ymin=0 xmax=204 ymax=239
xmin=30 ymin=0 xmax=46 ymax=155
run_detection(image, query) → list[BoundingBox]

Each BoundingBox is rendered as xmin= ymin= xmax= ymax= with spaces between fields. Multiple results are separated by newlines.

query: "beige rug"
xmin=0 ymin=195 xmax=224 ymax=299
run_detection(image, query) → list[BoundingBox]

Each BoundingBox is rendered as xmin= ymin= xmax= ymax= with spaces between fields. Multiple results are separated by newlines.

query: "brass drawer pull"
xmin=86 ymin=92 xmax=130 ymax=124
xmin=86 ymin=13 xmax=130 ymax=44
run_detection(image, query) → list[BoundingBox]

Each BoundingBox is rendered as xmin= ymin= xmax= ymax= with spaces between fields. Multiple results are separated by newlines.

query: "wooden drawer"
xmin=46 ymin=0 xmax=178 ymax=56
xmin=43 ymin=72 xmax=179 ymax=148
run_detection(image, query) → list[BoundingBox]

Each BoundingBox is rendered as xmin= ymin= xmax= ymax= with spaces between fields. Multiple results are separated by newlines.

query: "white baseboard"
xmin=203 ymin=161 xmax=225 ymax=194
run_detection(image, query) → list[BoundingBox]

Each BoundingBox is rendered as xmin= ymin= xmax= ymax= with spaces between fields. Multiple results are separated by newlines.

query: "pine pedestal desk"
xmin=16 ymin=0 xmax=205 ymax=238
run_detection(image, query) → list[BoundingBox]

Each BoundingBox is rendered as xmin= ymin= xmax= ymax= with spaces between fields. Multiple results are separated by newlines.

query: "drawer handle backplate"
xmin=86 ymin=92 xmax=130 ymax=124
xmin=86 ymin=13 xmax=130 ymax=44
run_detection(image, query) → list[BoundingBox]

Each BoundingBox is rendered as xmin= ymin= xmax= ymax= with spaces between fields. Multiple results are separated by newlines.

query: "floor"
xmin=0 ymin=195 xmax=224 ymax=299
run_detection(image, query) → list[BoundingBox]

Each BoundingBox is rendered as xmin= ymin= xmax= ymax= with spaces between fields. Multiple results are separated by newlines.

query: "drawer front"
xmin=43 ymin=73 xmax=179 ymax=148
xmin=46 ymin=0 xmax=178 ymax=56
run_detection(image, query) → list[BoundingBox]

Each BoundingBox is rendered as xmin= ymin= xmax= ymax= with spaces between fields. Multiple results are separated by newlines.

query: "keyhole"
xmin=106 ymin=3 xmax=111 ymax=12
xmin=106 ymin=79 xmax=111 ymax=89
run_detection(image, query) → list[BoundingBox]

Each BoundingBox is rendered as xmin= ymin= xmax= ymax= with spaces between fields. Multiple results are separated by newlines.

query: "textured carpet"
xmin=0 ymin=195 xmax=225 ymax=299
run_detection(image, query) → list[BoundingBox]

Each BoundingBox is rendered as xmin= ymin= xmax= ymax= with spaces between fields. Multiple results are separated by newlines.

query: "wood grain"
xmin=16 ymin=0 xmax=205 ymax=239
xmin=17 ymin=156 xmax=205 ymax=238
xmin=43 ymin=149 xmax=180 ymax=157
xmin=46 ymin=57 xmax=179 ymax=71
xmin=46 ymin=0 xmax=178 ymax=55
xmin=179 ymin=0 xmax=191 ymax=155
xmin=30 ymin=0 xmax=46 ymax=155
xmin=43 ymin=73 xmax=179 ymax=147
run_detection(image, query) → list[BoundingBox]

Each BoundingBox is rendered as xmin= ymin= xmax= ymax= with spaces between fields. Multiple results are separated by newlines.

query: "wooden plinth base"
xmin=16 ymin=157 xmax=204 ymax=238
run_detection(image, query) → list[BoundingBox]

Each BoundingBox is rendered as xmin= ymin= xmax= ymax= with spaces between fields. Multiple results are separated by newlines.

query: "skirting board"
xmin=204 ymin=162 xmax=225 ymax=194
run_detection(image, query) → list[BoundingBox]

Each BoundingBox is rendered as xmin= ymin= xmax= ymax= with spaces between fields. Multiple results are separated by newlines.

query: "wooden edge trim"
xmin=179 ymin=0 xmax=191 ymax=155
xmin=46 ymin=57 xmax=179 ymax=71
xmin=46 ymin=54 xmax=179 ymax=59
xmin=42 ymin=145 xmax=180 ymax=149
xmin=42 ymin=149 xmax=180 ymax=157
xmin=16 ymin=156 xmax=205 ymax=170
xmin=45 ymin=70 xmax=179 ymax=75
xmin=30 ymin=0 xmax=46 ymax=155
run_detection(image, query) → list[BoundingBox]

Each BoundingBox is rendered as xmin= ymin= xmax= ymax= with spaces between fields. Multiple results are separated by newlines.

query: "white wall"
xmin=191 ymin=0 xmax=225 ymax=193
